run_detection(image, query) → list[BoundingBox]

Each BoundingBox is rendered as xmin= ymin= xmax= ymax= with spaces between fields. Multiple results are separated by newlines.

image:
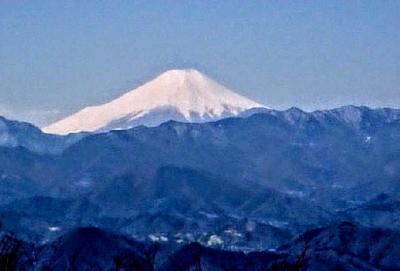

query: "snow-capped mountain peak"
xmin=43 ymin=69 xmax=265 ymax=135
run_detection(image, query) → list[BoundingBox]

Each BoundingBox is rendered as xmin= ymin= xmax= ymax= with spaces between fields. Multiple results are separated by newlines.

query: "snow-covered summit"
xmin=43 ymin=69 xmax=265 ymax=135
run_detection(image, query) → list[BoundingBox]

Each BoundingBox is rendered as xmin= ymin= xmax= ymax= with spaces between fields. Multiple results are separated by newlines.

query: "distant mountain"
xmin=43 ymin=69 xmax=265 ymax=135
xmin=0 ymin=116 xmax=84 ymax=154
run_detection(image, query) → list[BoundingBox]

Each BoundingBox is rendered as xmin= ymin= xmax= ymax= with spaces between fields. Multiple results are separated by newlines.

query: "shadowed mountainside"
xmin=1 ymin=222 xmax=399 ymax=271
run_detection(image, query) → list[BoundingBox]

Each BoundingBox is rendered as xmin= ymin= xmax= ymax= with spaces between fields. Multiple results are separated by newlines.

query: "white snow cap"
xmin=43 ymin=69 xmax=266 ymax=135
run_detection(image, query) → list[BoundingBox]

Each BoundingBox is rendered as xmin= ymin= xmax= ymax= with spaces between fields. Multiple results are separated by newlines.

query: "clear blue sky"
xmin=1 ymin=1 xmax=399 ymax=126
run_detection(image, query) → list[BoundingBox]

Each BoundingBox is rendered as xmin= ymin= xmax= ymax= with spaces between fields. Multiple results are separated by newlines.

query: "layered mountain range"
xmin=1 ymin=105 xmax=399 ymax=250
xmin=1 ymin=70 xmax=399 ymax=270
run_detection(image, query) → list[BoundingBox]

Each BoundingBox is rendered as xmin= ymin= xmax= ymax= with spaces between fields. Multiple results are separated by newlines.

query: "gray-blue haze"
xmin=0 ymin=1 xmax=399 ymax=126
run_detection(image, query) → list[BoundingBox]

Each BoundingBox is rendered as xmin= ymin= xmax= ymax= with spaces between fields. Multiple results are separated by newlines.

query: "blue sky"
xmin=1 ymin=1 xmax=399 ymax=126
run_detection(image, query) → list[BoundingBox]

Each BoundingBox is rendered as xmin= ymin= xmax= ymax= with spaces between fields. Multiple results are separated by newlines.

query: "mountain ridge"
xmin=2 ymin=222 xmax=400 ymax=270
xmin=1 ymin=105 xmax=399 ymax=154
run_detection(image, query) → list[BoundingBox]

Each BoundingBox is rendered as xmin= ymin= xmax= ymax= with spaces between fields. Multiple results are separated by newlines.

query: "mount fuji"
xmin=43 ymin=69 xmax=265 ymax=135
